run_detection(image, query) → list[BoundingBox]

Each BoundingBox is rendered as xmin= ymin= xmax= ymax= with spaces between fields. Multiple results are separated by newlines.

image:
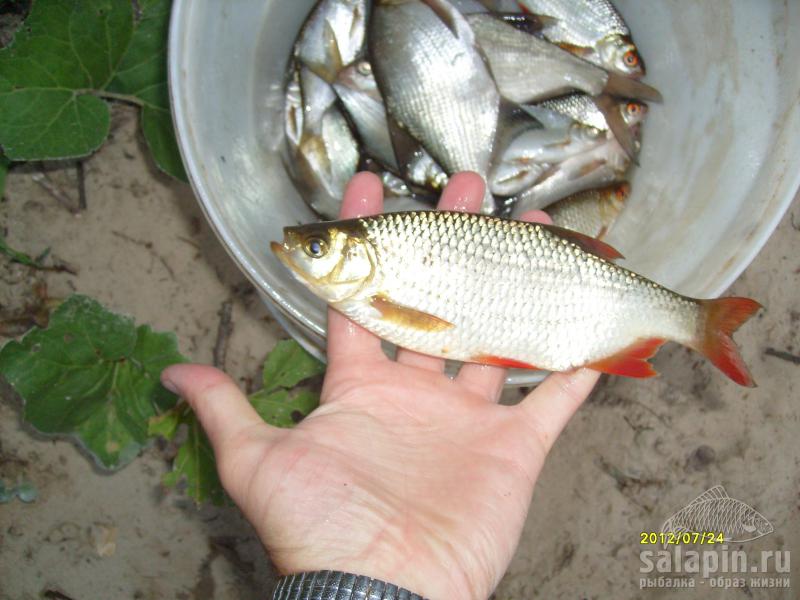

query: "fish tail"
xmin=696 ymin=297 xmax=762 ymax=387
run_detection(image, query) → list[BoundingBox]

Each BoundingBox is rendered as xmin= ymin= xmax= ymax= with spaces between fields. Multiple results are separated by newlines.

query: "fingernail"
xmin=161 ymin=374 xmax=179 ymax=395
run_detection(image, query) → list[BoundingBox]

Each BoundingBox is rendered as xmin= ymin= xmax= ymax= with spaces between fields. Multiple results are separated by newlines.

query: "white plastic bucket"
xmin=168 ymin=0 xmax=800 ymax=384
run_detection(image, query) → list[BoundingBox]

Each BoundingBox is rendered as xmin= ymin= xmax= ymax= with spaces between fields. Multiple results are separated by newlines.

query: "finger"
xmin=515 ymin=368 xmax=600 ymax=453
xmin=161 ymin=364 xmax=273 ymax=451
xmin=437 ymin=171 xmax=486 ymax=211
xmin=327 ymin=172 xmax=388 ymax=369
xmin=395 ymin=172 xmax=487 ymax=372
xmin=456 ymin=208 xmax=553 ymax=401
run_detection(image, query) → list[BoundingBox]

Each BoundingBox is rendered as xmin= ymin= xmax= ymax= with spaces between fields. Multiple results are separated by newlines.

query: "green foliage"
xmin=249 ymin=340 xmax=325 ymax=427
xmin=0 ymin=0 xmax=186 ymax=180
xmin=0 ymin=295 xmax=186 ymax=470
xmin=148 ymin=406 xmax=225 ymax=506
xmin=151 ymin=340 xmax=325 ymax=505
xmin=0 ymin=153 xmax=9 ymax=197
xmin=0 ymin=232 xmax=44 ymax=267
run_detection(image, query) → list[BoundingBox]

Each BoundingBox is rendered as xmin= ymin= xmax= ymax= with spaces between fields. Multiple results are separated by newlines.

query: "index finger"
xmin=326 ymin=172 xmax=388 ymax=368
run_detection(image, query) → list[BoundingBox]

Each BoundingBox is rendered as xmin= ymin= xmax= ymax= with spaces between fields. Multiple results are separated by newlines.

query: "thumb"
xmin=161 ymin=364 xmax=275 ymax=454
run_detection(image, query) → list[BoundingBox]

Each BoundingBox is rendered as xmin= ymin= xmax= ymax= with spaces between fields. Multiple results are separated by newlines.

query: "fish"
xmin=271 ymin=211 xmax=761 ymax=386
xmin=465 ymin=13 xmax=659 ymax=105
xmin=295 ymin=0 xmax=368 ymax=83
xmin=369 ymin=0 xmax=501 ymax=214
xmin=465 ymin=13 xmax=658 ymax=160
xmin=489 ymin=122 xmax=606 ymax=197
xmin=536 ymin=94 xmax=648 ymax=133
xmin=333 ymin=60 xmax=450 ymax=191
xmin=661 ymin=486 xmax=774 ymax=544
xmin=516 ymin=0 xmax=646 ymax=78
xmin=334 ymin=60 xmax=398 ymax=170
xmin=508 ymin=122 xmax=635 ymax=214
xmin=546 ymin=182 xmax=629 ymax=238
xmin=287 ymin=68 xmax=360 ymax=219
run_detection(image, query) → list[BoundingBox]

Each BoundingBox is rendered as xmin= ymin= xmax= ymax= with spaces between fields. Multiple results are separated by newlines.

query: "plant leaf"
xmin=0 ymin=233 xmax=41 ymax=267
xmin=0 ymin=153 xmax=9 ymax=197
xmin=106 ymin=0 xmax=186 ymax=180
xmin=249 ymin=388 xmax=320 ymax=429
xmin=0 ymin=0 xmax=186 ymax=179
xmin=261 ymin=339 xmax=326 ymax=394
xmin=150 ymin=407 xmax=225 ymax=506
xmin=0 ymin=294 xmax=186 ymax=470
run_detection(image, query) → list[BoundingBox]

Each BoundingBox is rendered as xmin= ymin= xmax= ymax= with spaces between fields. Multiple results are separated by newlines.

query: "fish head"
xmin=741 ymin=509 xmax=774 ymax=538
xmin=598 ymin=35 xmax=646 ymax=78
xmin=271 ymin=220 xmax=377 ymax=303
xmin=621 ymin=101 xmax=648 ymax=127
xmin=336 ymin=60 xmax=377 ymax=93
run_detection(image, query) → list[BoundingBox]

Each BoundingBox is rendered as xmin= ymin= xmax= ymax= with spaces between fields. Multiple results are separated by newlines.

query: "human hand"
xmin=161 ymin=172 xmax=599 ymax=600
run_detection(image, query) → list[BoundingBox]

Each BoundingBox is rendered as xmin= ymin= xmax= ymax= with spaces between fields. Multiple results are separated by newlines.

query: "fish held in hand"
xmin=547 ymin=181 xmax=629 ymax=238
xmin=271 ymin=211 xmax=760 ymax=386
xmin=369 ymin=0 xmax=500 ymax=213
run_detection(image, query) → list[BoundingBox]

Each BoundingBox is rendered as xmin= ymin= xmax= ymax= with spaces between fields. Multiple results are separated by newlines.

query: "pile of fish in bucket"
xmin=282 ymin=0 xmax=662 ymax=240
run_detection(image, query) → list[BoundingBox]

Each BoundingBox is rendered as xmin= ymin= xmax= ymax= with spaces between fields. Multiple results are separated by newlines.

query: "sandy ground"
xmin=1 ymin=105 xmax=798 ymax=599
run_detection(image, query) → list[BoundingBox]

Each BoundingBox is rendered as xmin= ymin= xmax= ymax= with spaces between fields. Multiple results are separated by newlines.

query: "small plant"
xmin=0 ymin=1 xmax=326 ymax=505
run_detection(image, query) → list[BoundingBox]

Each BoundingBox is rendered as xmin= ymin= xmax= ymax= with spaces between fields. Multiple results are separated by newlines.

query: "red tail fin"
xmin=698 ymin=297 xmax=762 ymax=387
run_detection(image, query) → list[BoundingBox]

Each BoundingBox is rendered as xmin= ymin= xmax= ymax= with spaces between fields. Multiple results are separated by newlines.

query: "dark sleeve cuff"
xmin=271 ymin=570 xmax=428 ymax=600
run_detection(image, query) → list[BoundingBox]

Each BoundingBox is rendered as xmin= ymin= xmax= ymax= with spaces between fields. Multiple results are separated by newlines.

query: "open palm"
xmin=162 ymin=173 xmax=599 ymax=600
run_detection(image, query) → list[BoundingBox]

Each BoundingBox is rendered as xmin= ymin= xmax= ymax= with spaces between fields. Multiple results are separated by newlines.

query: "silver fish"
xmin=333 ymin=60 xmax=449 ymax=192
xmin=489 ymin=123 xmax=605 ymax=197
xmin=547 ymin=181 xmax=629 ymax=238
xmin=288 ymin=69 xmax=360 ymax=219
xmin=284 ymin=65 xmax=305 ymax=153
xmin=537 ymin=94 xmax=648 ymax=132
xmin=272 ymin=212 xmax=760 ymax=386
xmin=509 ymin=127 xmax=634 ymax=215
xmin=369 ymin=0 xmax=500 ymax=214
xmin=334 ymin=60 xmax=398 ymax=170
xmin=296 ymin=0 xmax=368 ymax=83
xmin=661 ymin=486 xmax=774 ymax=544
xmin=467 ymin=12 xmax=657 ymax=160
xmin=466 ymin=13 xmax=659 ymax=104
xmin=517 ymin=0 xmax=645 ymax=78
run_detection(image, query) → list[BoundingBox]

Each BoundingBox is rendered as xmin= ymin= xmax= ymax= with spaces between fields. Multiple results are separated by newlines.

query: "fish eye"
xmin=626 ymin=102 xmax=641 ymax=115
xmin=623 ymin=50 xmax=640 ymax=68
xmin=356 ymin=61 xmax=372 ymax=76
xmin=304 ymin=237 xmax=328 ymax=258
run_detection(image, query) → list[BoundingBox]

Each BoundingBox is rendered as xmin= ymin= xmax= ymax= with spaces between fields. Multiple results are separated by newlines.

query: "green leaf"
xmin=106 ymin=0 xmax=186 ymax=180
xmin=0 ymin=232 xmax=41 ymax=267
xmin=0 ymin=0 xmax=186 ymax=180
xmin=148 ymin=405 xmax=225 ymax=506
xmin=260 ymin=339 xmax=326 ymax=394
xmin=0 ymin=153 xmax=9 ymax=197
xmin=0 ymin=294 xmax=186 ymax=470
xmin=250 ymin=388 xmax=320 ymax=428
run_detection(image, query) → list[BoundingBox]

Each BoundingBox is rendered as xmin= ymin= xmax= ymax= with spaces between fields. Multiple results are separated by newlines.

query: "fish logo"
xmin=661 ymin=485 xmax=774 ymax=544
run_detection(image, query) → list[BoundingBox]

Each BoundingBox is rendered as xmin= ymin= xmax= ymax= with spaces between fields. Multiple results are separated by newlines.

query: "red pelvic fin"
xmin=697 ymin=297 xmax=762 ymax=387
xmin=541 ymin=224 xmax=625 ymax=261
xmin=587 ymin=338 xmax=666 ymax=378
xmin=473 ymin=355 xmax=539 ymax=370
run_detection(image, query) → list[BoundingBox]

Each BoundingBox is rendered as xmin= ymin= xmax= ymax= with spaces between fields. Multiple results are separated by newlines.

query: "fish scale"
xmin=340 ymin=211 xmax=698 ymax=370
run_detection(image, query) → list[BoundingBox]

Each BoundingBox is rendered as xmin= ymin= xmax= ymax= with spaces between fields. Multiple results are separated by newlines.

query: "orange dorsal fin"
xmin=541 ymin=224 xmax=625 ymax=261
xmin=697 ymin=297 xmax=762 ymax=387
xmin=370 ymin=295 xmax=454 ymax=332
xmin=472 ymin=355 xmax=539 ymax=370
xmin=587 ymin=338 xmax=666 ymax=378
